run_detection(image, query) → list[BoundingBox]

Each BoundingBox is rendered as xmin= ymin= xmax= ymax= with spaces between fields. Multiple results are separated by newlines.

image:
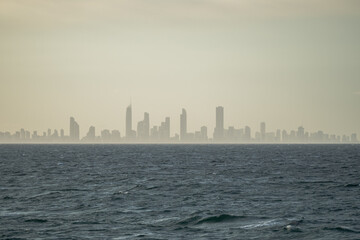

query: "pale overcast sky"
xmin=0 ymin=0 xmax=359 ymax=137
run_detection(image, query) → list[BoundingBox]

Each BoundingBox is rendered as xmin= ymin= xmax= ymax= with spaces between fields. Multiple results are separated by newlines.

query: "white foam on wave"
xmin=241 ymin=219 xmax=281 ymax=229
xmin=0 ymin=210 xmax=40 ymax=217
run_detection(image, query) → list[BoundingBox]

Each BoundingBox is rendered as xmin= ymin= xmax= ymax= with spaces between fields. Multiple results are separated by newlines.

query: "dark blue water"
xmin=0 ymin=144 xmax=359 ymax=239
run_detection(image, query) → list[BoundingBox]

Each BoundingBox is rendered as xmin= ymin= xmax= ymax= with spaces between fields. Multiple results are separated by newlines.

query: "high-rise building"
xmin=70 ymin=117 xmax=80 ymax=141
xmin=111 ymin=130 xmax=121 ymax=142
xmin=143 ymin=112 xmax=149 ymax=139
xmin=276 ymin=129 xmax=281 ymax=142
xmin=150 ymin=126 xmax=159 ymax=140
xmin=297 ymin=126 xmax=305 ymax=141
xmin=25 ymin=131 xmax=30 ymax=140
xmin=351 ymin=133 xmax=358 ymax=143
xmin=101 ymin=129 xmax=111 ymax=142
xmin=201 ymin=126 xmax=208 ymax=140
xmin=60 ymin=129 xmax=64 ymax=138
xmin=282 ymin=130 xmax=288 ymax=142
xmin=137 ymin=112 xmax=150 ymax=140
xmin=165 ymin=117 xmax=170 ymax=139
xmin=244 ymin=126 xmax=251 ymax=141
xmin=126 ymin=104 xmax=132 ymax=138
xmin=213 ymin=106 xmax=224 ymax=140
xmin=32 ymin=131 xmax=38 ymax=140
xmin=20 ymin=128 xmax=25 ymax=140
xmin=180 ymin=108 xmax=187 ymax=141
xmin=159 ymin=117 xmax=170 ymax=140
xmin=260 ymin=122 xmax=266 ymax=142
xmin=53 ymin=130 xmax=58 ymax=138
xmin=86 ymin=126 xmax=96 ymax=141
xmin=137 ymin=121 xmax=143 ymax=139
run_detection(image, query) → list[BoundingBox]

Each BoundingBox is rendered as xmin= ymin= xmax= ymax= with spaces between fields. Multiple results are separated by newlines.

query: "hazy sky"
xmin=1 ymin=0 xmax=360 ymax=137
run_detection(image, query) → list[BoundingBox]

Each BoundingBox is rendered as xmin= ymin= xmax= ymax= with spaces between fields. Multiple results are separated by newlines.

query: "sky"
xmin=1 ymin=0 xmax=360 ymax=137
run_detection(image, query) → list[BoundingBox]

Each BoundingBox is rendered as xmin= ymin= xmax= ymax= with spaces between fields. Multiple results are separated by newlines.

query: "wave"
xmin=177 ymin=216 xmax=202 ymax=225
xmin=242 ymin=219 xmax=282 ymax=229
xmin=196 ymin=214 xmax=246 ymax=224
xmin=323 ymin=226 xmax=360 ymax=233
xmin=344 ymin=183 xmax=359 ymax=188
xmin=178 ymin=214 xmax=246 ymax=225
xmin=72 ymin=221 xmax=102 ymax=225
xmin=28 ymin=191 xmax=61 ymax=199
xmin=3 ymin=196 xmax=13 ymax=200
xmin=24 ymin=218 xmax=48 ymax=223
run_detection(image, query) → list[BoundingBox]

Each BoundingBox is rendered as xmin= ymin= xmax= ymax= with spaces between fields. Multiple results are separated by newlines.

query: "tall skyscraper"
xmin=143 ymin=112 xmax=149 ymax=139
xmin=180 ymin=108 xmax=187 ymax=141
xmin=126 ymin=104 xmax=133 ymax=139
xmin=70 ymin=117 xmax=80 ymax=141
xmin=260 ymin=122 xmax=266 ymax=142
xmin=213 ymin=106 xmax=224 ymax=140
xmin=165 ymin=117 xmax=170 ymax=139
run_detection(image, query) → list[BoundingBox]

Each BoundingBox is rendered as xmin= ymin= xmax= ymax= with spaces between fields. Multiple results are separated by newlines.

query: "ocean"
xmin=0 ymin=144 xmax=359 ymax=239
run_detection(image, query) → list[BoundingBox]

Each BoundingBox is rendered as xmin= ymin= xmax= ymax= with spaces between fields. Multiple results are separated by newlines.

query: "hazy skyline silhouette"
xmin=1 ymin=0 xmax=360 ymax=137
xmin=0 ymin=105 xmax=358 ymax=143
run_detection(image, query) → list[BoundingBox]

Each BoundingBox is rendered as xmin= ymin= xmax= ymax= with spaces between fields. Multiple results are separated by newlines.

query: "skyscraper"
xmin=70 ymin=117 xmax=79 ymax=141
xmin=20 ymin=128 xmax=25 ymax=140
xmin=213 ymin=106 xmax=224 ymax=140
xmin=260 ymin=122 xmax=266 ymax=142
xmin=86 ymin=126 xmax=96 ymax=141
xmin=159 ymin=117 xmax=170 ymax=140
xmin=180 ymin=108 xmax=187 ymax=141
xmin=201 ymin=126 xmax=208 ymax=140
xmin=126 ymin=104 xmax=133 ymax=139
xmin=143 ymin=112 xmax=149 ymax=139
xmin=297 ymin=126 xmax=305 ymax=141
xmin=137 ymin=112 xmax=150 ymax=140
xmin=165 ymin=117 xmax=170 ymax=139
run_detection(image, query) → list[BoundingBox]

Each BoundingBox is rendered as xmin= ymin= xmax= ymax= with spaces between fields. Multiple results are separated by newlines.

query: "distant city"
xmin=0 ymin=105 xmax=358 ymax=143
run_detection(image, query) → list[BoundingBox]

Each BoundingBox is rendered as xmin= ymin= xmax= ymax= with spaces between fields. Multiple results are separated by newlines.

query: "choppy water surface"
xmin=0 ymin=144 xmax=360 ymax=239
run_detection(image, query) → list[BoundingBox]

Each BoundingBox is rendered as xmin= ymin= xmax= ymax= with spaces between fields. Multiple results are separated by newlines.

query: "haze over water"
xmin=1 ymin=0 xmax=360 ymax=136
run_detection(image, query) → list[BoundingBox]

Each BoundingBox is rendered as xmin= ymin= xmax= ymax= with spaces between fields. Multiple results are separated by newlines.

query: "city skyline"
xmin=0 ymin=105 xmax=358 ymax=143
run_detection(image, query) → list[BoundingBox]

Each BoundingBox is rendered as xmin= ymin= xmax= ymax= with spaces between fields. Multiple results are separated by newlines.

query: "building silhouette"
xmin=245 ymin=126 xmax=251 ymax=141
xmin=260 ymin=122 xmax=266 ymax=142
xmin=70 ymin=117 xmax=80 ymax=141
xmin=0 ymin=105 xmax=358 ymax=144
xmin=201 ymin=126 xmax=208 ymax=140
xmin=126 ymin=104 xmax=136 ymax=139
xmin=137 ymin=112 xmax=150 ymax=141
xmin=180 ymin=108 xmax=187 ymax=141
xmin=159 ymin=117 xmax=170 ymax=140
xmin=86 ymin=126 xmax=96 ymax=141
xmin=126 ymin=104 xmax=132 ymax=138
xmin=213 ymin=106 xmax=224 ymax=140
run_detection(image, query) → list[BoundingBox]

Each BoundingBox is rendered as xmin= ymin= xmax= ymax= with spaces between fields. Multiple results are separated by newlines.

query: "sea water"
xmin=0 ymin=144 xmax=359 ymax=239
